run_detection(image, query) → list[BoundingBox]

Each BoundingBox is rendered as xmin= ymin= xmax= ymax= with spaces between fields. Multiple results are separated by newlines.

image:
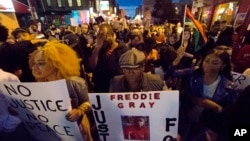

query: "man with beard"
xmin=88 ymin=23 xmax=129 ymax=92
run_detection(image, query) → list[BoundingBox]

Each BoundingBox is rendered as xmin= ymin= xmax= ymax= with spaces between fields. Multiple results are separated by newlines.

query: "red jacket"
xmin=235 ymin=44 xmax=250 ymax=73
xmin=123 ymin=125 xmax=149 ymax=140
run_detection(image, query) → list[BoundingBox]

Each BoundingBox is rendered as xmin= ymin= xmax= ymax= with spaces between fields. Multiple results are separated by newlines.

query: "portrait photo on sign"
xmin=121 ymin=115 xmax=150 ymax=140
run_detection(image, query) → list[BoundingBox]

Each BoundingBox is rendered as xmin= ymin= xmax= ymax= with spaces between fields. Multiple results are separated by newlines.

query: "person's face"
xmin=99 ymin=27 xmax=108 ymax=35
xmin=31 ymin=51 xmax=57 ymax=81
xmin=131 ymin=36 xmax=140 ymax=46
xmin=183 ymin=31 xmax=191 ymax=41
xmin=168 ymin=36 xmax=176 ymax=45
xmin=16 ymin=32 xmax=33 ymax=41
xmin=76 ymin=28 xmax=82 ymax=35
xmin=202 ymin=54 xmax=225 ymax=75
xmin=82 ymin=24 xmax=88 ymax=34
xmin=136 ymin=118 xmax=145 ymax=128
xmin=231 ymin=32 xmax=238 ymax=42
xmin=138 ymin=119 xmax=145 ymax=127
xmin=122 ymin=66 xmax=144 ymax=84
xmin=93 ymin=25 xmax=99 ymax=32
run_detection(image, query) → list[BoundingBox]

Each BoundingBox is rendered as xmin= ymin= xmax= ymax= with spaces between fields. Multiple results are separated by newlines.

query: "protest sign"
xmin=89 ymin=91 xmax=179 ymax=141
xmin=232 ymin=72 xmax=250 ymax=91
xmin=0 ymin=80 xmax=83 ymax=141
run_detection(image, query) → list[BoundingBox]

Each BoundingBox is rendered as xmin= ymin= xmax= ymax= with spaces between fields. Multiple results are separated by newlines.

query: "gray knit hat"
xmin=119 ymin=48 xmax=145 ymax=68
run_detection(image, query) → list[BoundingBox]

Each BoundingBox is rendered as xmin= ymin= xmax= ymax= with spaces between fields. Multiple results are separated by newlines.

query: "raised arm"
xmin=88 ymin=33 xmax=106 ymax=70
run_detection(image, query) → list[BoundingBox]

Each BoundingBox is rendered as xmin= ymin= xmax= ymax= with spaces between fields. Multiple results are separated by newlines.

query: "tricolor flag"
xmin=185 ymin=6 xmax=208 ymax=52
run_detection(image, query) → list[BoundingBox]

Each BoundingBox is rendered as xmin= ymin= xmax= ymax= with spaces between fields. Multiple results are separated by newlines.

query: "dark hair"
xmin=0 ymin=25 xmax=8 ymax=42
xmin=99 ymin=23 xmax=115 ymax=51
xmin=196 ymin=46 xmax=233 ymax=80
xmin=234 ymin=85 xmax=250 ymax=112
xmin=221 ymin=20 xmax=227 ymax=24
xmin=227 ymin=85 xmax=250 ymax=124
xmin=243 ymin=30 xmax=250 ymax=45
xmin=168 ymin=32 xmax=177 ymax=39
xmin=184 ymin=25 xmax=192 ymax=32
xmin=128 ymin=32 xmax=140 ymax=40
xmin=174 ymin=27 xmax=195 ymax=50
xmin=215 ymin=26 xmax=234 ymax=46
xmin=143 ymin=37 xmax=156 ymax=53
xmin=159 ymin=45 xmax=177 ymax=72
xmin=214 ymin=20 xmax=221 ymax=25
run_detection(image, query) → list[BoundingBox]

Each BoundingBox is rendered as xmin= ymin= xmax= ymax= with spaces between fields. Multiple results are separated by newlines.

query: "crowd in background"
xmin=0 ymin=17 xmax=250 ymax=141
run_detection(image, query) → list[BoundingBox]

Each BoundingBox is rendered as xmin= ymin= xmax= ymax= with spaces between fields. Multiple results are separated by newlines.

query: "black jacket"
xmin=0 ymin=41 xmax=45 ymax=82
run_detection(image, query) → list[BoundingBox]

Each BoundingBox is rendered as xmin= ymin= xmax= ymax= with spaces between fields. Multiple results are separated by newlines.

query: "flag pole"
xmin=181 ymin=5 xmax=187 ymax=47
xmin=172 ymin=5 xmax=187 ymax=66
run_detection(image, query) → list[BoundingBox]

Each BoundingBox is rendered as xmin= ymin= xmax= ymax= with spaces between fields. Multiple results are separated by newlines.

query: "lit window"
xmin=68 ymin=0 xmax=73 ymax=7
xmin=47 ymin=0 xmax=51 ymax=6
xmin=57 ymin=0 xmax=62 ymax=7
xmin=77 ymin=0 xmax=82 ymax=6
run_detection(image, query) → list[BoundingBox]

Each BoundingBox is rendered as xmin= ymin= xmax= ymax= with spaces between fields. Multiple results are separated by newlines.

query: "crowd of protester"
xmin=0 ymin=17 xmax=250 ymax=141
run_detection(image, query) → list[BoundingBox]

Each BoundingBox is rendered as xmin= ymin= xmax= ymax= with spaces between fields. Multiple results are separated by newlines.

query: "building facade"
xmin=13 ymin=0 xmax=119 ymax=27
xmin=197 ymin=0 xmax=250 ymax=43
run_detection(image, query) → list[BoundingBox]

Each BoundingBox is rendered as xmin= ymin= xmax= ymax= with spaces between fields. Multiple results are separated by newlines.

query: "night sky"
xmin=116 ymin=0 xmax=142 ymax=6
xmin=116 ymin=0 xmax=142 ymax=17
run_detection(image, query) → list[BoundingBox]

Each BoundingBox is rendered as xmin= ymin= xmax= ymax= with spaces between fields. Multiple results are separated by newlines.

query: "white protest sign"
xmin=232 ymin=72 xmax=250 ymax=91
xmin=0 ymin=80 xmax=83 ymax=141
xmin=70 ymin=18 xmax=78 ymax=26
xmin=89 ymin=91 xmax=179 ymax=141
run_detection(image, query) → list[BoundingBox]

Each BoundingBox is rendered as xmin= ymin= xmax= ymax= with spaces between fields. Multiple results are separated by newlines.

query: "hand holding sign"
xmin=8 ymin=106 xmax=18 ymax=116
xmin=66 ymin=108 xmax=83 ymax=122
xmin=172 ymin=45 xmax=186 ymax=66
xmin=0 ymin=80 xmax=84 ymax=141
xmin=89 ymin=91 xmax=179 ymax=141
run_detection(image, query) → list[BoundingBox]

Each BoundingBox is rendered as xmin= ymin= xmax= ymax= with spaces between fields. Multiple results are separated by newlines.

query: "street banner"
xmin=232 ymin=72 xmax=250 ymax=91
xmin=89 ymin=91 xmax=179 ymax=141
xmin=0 ymin=80 xmax=83 ymax=141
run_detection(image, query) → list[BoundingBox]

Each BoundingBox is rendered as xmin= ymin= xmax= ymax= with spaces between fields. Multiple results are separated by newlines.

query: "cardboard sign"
xmin=89 ymin=91 xmax=179 ymax=141
xmin=0 ymin=0 xmax=15 ymax=12
xmin=0 ymin=80 xmax=83 ymax=141
xmin=232 ymin=72 xmax=250 ymax=91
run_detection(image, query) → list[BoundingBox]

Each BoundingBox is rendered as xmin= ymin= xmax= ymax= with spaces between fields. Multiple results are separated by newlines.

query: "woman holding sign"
xmin=29 ymin=41 xmax=93 ymax=141
xmin=180 ymin=47 xmax=238 ymax=140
